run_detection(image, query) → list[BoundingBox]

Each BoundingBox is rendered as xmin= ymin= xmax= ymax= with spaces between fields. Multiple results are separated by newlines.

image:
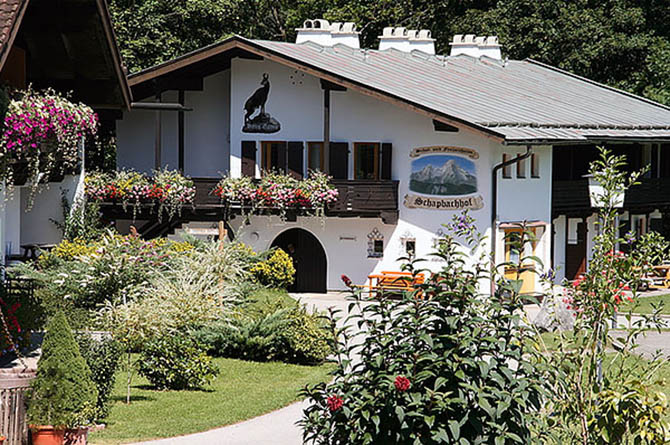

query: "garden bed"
xmin=89 ymin=357 xmax=334 ymax=444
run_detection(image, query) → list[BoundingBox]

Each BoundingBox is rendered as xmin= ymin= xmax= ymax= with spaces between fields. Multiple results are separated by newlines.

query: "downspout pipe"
xmin=490 ymin=145 xmax=533 ymax=289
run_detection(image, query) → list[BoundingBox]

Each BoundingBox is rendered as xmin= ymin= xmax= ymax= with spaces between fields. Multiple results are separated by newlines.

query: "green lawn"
xmin=90 ymin=357 xmax=334 ymax=444
xmin=619 ymin=293 xmax=670 ymax=315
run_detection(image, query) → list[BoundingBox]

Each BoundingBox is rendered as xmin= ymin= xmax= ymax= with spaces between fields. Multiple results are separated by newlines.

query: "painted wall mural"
xmin=404 ymin=146 xmax=484 ymax=211
xmin=243 ymin=73 xmax=281 ymax=133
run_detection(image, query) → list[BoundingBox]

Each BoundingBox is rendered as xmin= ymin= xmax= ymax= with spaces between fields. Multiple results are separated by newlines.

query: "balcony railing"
xmin=100 ymin=178 xmax=400 ymax=223
xmin=552 ymin=178 xmax=670 ymax=216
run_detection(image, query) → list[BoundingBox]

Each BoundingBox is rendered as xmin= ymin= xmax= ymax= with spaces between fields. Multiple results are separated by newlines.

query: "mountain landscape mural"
xmin=409 ymin=155 xmax=477 ymax=196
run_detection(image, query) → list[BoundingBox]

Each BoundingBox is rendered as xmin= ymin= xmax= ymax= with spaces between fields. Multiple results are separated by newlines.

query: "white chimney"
xmin=477 ymin=36 xmax=501 ymax=59
xmin=296 ymin=19 xmax=333 ymax=46
xmin=408 ymin=29 xmax=435 ymax=55
xmin=450 ymin=34 xmax=501 ymax=59
xmin=295 ymin=19 xmax=360 ymax=48
xmin=378 ymin=27 xmax=410 ymax=52
xmin=330 ymin=22 xmax=360 ymax=49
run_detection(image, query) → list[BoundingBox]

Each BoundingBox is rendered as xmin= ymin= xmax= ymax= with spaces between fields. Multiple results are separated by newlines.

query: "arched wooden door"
xmin=271 ymin=228 xmax=327 ymax=293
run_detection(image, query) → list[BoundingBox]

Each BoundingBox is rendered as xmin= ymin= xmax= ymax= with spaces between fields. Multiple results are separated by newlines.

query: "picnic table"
xmin=362 ymin=270 xmax=425 ymax=297
xmin=645 ymin=264 xmax=670 ymax=289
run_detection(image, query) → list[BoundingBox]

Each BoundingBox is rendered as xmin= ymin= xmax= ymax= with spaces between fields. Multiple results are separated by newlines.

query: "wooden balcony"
xmin=99 ymin=178 xmax=400 ymax=225
xmin=552 ymin=178 xmax=670 ymax=217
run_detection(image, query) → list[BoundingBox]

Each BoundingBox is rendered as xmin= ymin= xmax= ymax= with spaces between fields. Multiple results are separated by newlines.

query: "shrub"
xmin=251 ymin=248 xmax=295 ymax=288
xmin=283 ymin=305 xmax=332 ymax=365
xmin=138 ymin=333 xmax=218 ymax=390
xmin=0 ymin=277 xmax=44 ymax=356
xmin=300 ymin=215 xmax=544 ymax=444
xmin=27 ymin=311 xmax=98 ymax=428
xmin=193 ymin=305 xmax=331 ymax=365
xmin=75 ymin=333 xmax=122 ymax=420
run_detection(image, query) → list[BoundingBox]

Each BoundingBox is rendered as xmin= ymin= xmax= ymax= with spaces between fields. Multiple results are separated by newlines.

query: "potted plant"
xmin=27 ymin=311 xmax=97 ymax=445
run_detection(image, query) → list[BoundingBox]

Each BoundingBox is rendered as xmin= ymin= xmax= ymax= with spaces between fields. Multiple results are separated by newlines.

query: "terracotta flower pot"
xmin=30 ymin=426 xmax=65 ymax=445
xmin=0 ymin=435 xmax=6 ymax=444
xmin=64 ymin=427 xmax=88 ymax=445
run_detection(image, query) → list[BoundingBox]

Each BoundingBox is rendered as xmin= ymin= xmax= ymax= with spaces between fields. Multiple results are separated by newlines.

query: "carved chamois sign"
xmin=243 ymin=73 xmax=281 ymax=133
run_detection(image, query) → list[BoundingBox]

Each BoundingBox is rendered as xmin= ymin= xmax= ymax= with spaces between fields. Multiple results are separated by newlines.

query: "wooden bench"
xmin=362 ymin=271 xmax=425 ymax=297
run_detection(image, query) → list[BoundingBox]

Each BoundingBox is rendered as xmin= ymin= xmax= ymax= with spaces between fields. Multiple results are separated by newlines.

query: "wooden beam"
xmin=323 ymin=88 xmax=330 ymax=174
xmin=129 ymin=39 xmax=239 ymax=86
xmin=178 ymin=90 xmax=185 ymax=173
xmin=320 ymin=79 xmax=346 ymax=91
xmin=155 ymin=92 xmax=162 ymax=170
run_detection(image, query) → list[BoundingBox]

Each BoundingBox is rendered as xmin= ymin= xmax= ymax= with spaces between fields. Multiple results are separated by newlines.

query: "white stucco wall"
xmin=19 ymin=175 xmax=82 ymax=246
xmin=116 ymin=70 xmax=231 ymax=176
xmin=4 ymin=189 xmax=21 ymax=257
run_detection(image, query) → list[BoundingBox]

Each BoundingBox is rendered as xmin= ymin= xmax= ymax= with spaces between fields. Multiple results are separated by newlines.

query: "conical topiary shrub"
xmin=27 ymin=311 xmax=98 ymax=429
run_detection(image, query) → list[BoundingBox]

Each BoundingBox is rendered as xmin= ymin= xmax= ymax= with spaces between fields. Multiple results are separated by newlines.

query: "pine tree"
xmin=27 ymin=311 xmax=98 ymax=428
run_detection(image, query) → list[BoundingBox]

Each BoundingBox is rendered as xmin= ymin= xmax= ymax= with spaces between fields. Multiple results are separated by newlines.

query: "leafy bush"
xmin=75 ymin=333 xmax=123 ymax=420
xmin=51 ymin=191 xmax=108 ymax=243
xmin=193 ymin=304 xmax=331 ymax=365
xmin=283 ymin=305 xmax=332 ymax=365
xmin=300 ymin=215 xmax=544 ymax=444
xmin=251 ymin=248 xmax=295 ymax=288
xmin=27 ymin=311 xmax=98 ymax=428
xmin=12 ymin=232 xmax=196 ymax=329
xmin=0 ymin=277 xmax=44 ymax=356
xmin=138 ymin=333 xmax=218 ymax=390
xmin=100 ymin=241 xmax=248 ymax=347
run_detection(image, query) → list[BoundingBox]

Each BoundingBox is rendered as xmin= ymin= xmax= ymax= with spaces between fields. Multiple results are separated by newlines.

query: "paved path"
xmin=132 ymin=400 xmax=308 ymax=445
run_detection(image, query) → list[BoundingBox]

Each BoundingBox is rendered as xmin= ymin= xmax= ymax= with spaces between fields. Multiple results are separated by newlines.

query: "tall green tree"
xmin=109 ymin=0 xmax=670 ymax=105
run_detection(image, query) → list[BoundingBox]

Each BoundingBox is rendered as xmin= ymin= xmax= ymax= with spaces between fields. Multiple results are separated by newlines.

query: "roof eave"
xmin=128 ymin=36 xmax=506 ymax=142
xmin=0 ymin=0 xmax=31 ymax=72
xmin=95 ymin=0 xmax=132 ymax=110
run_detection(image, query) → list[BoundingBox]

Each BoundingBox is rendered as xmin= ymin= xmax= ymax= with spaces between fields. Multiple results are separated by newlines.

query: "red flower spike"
xmin=326 ymin=395 xmax=343 ymax=412
xmin=341 ymin=274 xmax=353 ymax=288
xmin=394 ymin=376 xmax=411 ymax=392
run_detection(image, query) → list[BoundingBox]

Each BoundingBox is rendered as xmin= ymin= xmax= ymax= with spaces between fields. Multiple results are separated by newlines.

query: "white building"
xmin=0 ymin=0 xmax=131 ymax=267
xmin=113 ymin=22 xmax=670 ymax=292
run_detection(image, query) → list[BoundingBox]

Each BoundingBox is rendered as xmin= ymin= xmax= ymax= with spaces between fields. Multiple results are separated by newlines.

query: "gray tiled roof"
xmin=252 ymin=38 xmax=670 ymax=143
xmin=0 ymin=0 xmax=27 ymax=69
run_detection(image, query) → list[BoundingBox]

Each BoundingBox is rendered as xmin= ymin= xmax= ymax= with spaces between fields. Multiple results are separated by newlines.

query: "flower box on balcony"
xmin=211 ymin=171 xmax=338 ymax=219
xmin=85 ymin=169 xmax=196 ymax=221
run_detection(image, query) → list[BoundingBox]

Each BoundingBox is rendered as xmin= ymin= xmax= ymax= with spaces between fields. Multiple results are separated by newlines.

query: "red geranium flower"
xmin=394 ymin=376 xmax=411 ymax=392
xmin=326 ymin=395 xmax=343 ymax=412
xmin=341 ymin=274 xmax=352 ymax=288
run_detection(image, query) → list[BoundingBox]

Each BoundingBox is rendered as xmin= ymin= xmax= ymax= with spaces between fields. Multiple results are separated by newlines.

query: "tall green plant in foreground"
xmin=27 ymin=311 xmax=98 ymax=428
xmin=301 ymin=213 xmax=544 ymax=444
xmin=534 ymin=147 xmax=670 ymax=444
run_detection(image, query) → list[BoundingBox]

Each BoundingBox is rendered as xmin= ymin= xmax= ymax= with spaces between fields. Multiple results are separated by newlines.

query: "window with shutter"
xmin=380 ymin=143 xmax=392 ymax=180
xmin=287 ymin=141 xmax=304 ymax=179
xmin=354 ymin=142 xmax=379 ymax=180
xmin=308 ymin=142 xmax=324 ymax=172
xmin=241 ymin=141 xmax=256 ymax=177
xmin=329 ymin=142 xmax=349 ymax=179
xmin=261 ymin=141 xmax=287 ymax=174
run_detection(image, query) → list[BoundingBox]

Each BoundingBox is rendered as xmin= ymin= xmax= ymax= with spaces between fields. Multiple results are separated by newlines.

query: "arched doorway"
xmin=271 ymin=228 xmax=327 ymax=293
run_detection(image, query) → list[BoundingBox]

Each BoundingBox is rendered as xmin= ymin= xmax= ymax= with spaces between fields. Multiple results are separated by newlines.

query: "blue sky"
xmin=411 ymin=155 xmax=476 ymax=175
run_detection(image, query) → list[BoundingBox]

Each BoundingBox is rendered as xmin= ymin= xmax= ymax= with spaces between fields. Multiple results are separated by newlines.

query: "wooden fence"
xmin=0 ymin=369 xmax=35 ymax=445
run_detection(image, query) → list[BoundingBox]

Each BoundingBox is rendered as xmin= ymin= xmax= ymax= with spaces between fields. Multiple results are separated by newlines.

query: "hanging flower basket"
xmin=0 ymin=87 xmax=98 ymax=207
